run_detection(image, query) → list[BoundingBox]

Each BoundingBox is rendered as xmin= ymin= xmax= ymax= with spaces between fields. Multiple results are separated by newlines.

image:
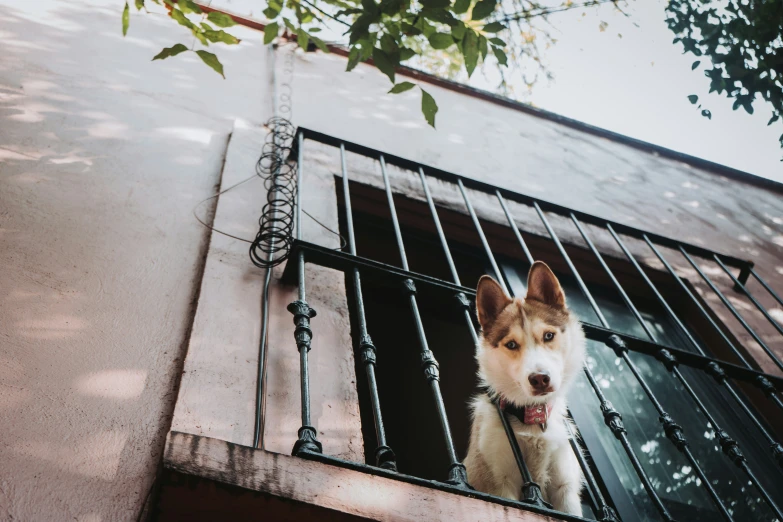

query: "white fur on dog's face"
xmin=475 ymin=262 xmax=586 ymax=406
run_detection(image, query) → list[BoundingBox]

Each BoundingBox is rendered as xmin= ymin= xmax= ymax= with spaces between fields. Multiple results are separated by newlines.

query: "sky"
xmin=468 ymin=0 xmax=782 ymax=182
xmin=213 ymin=0 xmax=782 ymax=182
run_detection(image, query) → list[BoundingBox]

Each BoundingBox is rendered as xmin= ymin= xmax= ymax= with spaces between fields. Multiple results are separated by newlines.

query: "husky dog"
xmin=464 ymin=261 xmax=586 ymax=514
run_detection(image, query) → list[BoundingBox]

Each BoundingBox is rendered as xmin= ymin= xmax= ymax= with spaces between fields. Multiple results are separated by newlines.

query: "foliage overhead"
xmin=124 ymin=0 xmax=783 ymax=144
xmin=666 ymin=0 xmax=783 ymax=148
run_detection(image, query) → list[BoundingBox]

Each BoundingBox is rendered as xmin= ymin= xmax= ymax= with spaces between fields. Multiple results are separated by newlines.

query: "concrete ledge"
xmin=162 ymin=431 xmax=561 ymax=522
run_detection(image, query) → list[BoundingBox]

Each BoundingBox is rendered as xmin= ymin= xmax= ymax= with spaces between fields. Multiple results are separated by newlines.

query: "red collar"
xmin=499 ymin=397 xmax=553 ymax=426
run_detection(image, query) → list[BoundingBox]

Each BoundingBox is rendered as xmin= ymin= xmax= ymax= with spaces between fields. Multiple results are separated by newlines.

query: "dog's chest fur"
xmin=464 ymin=394 xmax=575 ymax=501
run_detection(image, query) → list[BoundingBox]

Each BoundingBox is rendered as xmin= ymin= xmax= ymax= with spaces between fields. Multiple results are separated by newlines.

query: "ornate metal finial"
xmin=360 ymin=334 xmax=377 ymax=366
xmin=421 ymin=350 xmax=440 ymax=382
xmin=660 ymin=413 xmax=688 ymax=451
xmin=375 ymin=445 xmax=397 ymax=471
xmin=606 ymin=335 xmax=628 ymax=357
xmin=755 ymin=375 xmax=776 ymax=397
xmin=601 ymin=401 xmax=626 ymax=439
xmin=705 ymin=361 xmax=727 ymax=384
xmin=288 ymin=300 xmax=317 ymax=352
xmin=656 ymin=349 xmax=678 ymax=371
xmin=716 ymin=430 xmax=744 ymax=466
xmin=446 ymin=463 xmax=471 ymax=489
xmin=292 ymin=426 xmax=322 ymax=455
xmin=521 ymin=481 xmax=552 ymax=509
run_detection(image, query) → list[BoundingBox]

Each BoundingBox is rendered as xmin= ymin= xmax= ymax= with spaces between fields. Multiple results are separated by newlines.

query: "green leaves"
xmin=204 ymin=29 xmax=240 ymax=45
xmin=297 ymin=30 xmax=309 ymax=50
xmin=421 ymin=87 xmax=438 ymax=128
xmin=170 ymin=7 xmax=196 ymax=30
xmin=135 ymin=0 xmax=144 ymax=10
xmin=207 ymin=12 xmax=237 ymax=27
xmin=429 ymin=33 xmax=454 ymax=50
xmin=122 ymin=2 xmax=129 ymax=36
xmin=471 ymin=0 xmax=496 ymax=20
xmin=152 ymin=43 xmax=188 ymax=60
xmin=492 ymin=46 xmax=507 ymax=66
xmin=482 ymin=21 xmax=504 ymax=33
xmin=688 ymin=94 xmax=698 ymax=104
xmin=769 ymin=114 xmax=780 ymax=126
xmin=453 ymin=0 xmax=470 ymax=14
xmin=178 ymin=0 xmax=202 ymax=14
xmin=373 ymin=47 xmax=396 ymax=83
xmin=701 ymin=109 xmax=711 ymax=119
xmin=389 ymin=81 xmax=415 ymax=93
xmin=691 ymin=60 xmax=700 ymax=70
xmin=462 ymin=29 xmax=478 ymax=77
xmin=195 ymin=50 xmax=225 ymax=78
xmin=420 ymin=0 xmax=450 ymax=8
xmin=264 ymin=22 xmax=279 ymax=44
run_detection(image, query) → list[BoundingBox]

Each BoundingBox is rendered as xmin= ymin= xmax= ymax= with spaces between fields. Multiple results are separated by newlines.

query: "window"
xmin=279 ymin=128 xmax=783 ymax=522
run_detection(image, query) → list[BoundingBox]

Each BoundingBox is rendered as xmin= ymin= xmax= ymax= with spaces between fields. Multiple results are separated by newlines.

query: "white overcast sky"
xmin=214 ymin=0 xmax=782 ymax=182
xmin=469 ymin=0 xmax=783 ymax=182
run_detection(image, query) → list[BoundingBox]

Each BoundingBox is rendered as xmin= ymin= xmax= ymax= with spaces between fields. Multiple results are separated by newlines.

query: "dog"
xmin=463 ymin=261 xmax=586 ymax=515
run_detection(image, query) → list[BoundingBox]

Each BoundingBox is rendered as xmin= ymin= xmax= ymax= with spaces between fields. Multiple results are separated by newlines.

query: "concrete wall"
xmin=0 ymin=1 xmax=272 ymax=520
xmin=2 ymin=1 xmax=783 ymax=521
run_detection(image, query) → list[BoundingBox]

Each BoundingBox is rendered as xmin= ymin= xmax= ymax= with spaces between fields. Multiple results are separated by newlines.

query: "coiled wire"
xmin=249 ymin=116 xmax=298 ymax=268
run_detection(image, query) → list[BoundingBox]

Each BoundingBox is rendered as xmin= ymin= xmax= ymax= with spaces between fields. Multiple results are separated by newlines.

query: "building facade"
xmin=1 ymin=2 xmax=783 ymax=521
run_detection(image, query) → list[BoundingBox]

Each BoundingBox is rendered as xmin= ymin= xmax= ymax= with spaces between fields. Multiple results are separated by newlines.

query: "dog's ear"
xmin=526 ymin=261 xmax=566 ymax=309
xmin=476 ymin=275 xmax=512 ymax=330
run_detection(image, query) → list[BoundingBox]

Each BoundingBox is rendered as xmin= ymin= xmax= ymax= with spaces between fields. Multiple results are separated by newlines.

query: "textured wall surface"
xmin=0 ymin=1 xmax=270 ymax=520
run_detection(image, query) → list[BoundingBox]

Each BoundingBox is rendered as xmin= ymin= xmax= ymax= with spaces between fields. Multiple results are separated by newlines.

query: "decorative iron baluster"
xmin=604 ymin=224 xmax=783 ymax=519
xmin=289 ymin=132 xmax=322 ymax=456
xmin=644 ymin=237 xmax=783 ymax=416
xmin=568 ymin=216 xmax=734 ymax=521
xmin=340 ymin=144 xmax=397 ymax=470
xmin=533 ymin=202 xmax=674 ymax=522
xmin=380 ymin=156 xmax=469 ymax=488
xmin=680 ymin=247 xmax=783 ymax=374
xmin=492 ymin=190 xmax=621 ymax=521
xmin=714 ymin=256 xmax=783 ymax=340
xmin=750 ymin=267 xmax=783 ymax=309
xmin=419 ymin=171 xmax=552 ymax=510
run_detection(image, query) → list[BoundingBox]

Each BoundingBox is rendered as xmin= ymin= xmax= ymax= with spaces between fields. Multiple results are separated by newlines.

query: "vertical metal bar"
xmin=532 ymin=202 xmax=673 ymax=522
xmin=380 ymin=156 xmax=469 ymax=488
xmin=341 ymin=145 xmax=397 ymax=470
xmin=680 ymin=248 xmax=783 ymax=374
xmin=644 ymin=237 xmax=783 ymax=462
xmin=381 ymin=156 xmax=410 ymax=271
xmin=421 ymin=173 xmax=556 ymax=510
xmin=606 ymin=226 xmax=783 ymax=517
xmin=289 ymin=134 xmax=322 ymax=456
xmin=496 ymin=191 xmax=534 ymax=266
xmin=714 ymin=255 xmax=783 ymax=338
xmin=418 ymin=168 xmax=461 ymax=286
xmin=459 ymin=180 xmax=625 ymax=515
xmin=456 ymin=178 xmax=507 ymax=294
xmin=750 ymin=267 xmax=783 ymax=309
xmin=569 ymin=216 xmax=734 ymax=521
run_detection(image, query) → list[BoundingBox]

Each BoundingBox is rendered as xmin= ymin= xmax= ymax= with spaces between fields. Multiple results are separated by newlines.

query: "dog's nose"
xmin=528 ymin=372 xmax=551 ymax=391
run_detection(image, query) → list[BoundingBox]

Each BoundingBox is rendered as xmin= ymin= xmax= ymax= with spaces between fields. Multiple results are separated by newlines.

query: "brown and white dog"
xmin=464 ymin=261 xmax=586 ymax=514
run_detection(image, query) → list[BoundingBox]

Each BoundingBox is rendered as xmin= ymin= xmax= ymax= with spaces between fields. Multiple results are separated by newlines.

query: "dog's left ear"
xmin=526 ymin=261 xmax=566 ymax=309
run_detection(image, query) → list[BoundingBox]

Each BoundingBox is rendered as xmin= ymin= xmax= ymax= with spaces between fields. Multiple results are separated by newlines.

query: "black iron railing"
xmin=277 ymin=127 xmax=783 ymax=522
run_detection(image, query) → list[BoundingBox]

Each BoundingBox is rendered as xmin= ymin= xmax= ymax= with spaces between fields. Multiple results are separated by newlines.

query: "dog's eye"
xmin=505 ymin=340 xmax=519 ymax=350
xmin=543 ymin=331 xmax=555 ymax=342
